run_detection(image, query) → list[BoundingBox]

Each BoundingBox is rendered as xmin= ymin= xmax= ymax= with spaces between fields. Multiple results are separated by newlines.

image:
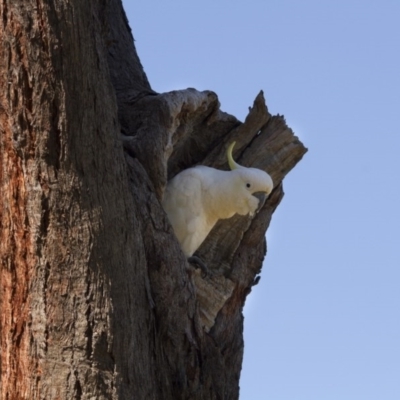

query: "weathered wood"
xmin=0 ymin=1 xmax=307 ymax=399
xmin=0 ymin=1 xmax=153 ymax=398
xmin=116 ymin=88 xmax=306 ymax=398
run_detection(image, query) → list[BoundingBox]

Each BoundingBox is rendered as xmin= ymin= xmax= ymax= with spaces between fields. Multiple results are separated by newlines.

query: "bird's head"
xmin=227 ymin=142 xmax=273 ymax=216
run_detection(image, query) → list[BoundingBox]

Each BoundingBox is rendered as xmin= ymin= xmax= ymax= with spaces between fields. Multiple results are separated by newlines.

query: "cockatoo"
xmin=162 ymin=142 xmax=273 ymax=272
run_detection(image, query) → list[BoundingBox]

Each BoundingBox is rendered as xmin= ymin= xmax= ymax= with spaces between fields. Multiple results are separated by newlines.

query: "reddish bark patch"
xmin=0 ymin=5 xmax=39 ymax=398
xmin=0 ymin=125 xmax=35 ymax=399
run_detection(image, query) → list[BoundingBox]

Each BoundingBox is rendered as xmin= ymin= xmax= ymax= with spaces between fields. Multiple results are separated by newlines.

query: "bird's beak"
xmin=253 ymin=192 xmax=267 ymax=213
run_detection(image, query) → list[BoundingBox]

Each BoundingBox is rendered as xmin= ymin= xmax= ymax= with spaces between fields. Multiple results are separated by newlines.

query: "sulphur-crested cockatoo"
xmin=162 ymin=142 xmax=273 ymax=268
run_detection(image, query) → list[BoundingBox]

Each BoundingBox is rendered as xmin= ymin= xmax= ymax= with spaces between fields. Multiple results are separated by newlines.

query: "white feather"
xmin=162 ymin=164 xmax=273 ymax=257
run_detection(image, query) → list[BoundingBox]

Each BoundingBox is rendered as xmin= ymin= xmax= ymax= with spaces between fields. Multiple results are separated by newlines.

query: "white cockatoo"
xmin=162 ymin=142 xmax=273 ymax=269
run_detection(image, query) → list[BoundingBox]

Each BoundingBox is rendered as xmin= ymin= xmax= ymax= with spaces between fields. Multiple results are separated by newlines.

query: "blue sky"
xmin=123 ymin=1 xmax=400 ymax=398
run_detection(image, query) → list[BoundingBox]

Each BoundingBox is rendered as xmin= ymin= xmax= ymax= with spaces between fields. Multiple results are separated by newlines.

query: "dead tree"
xmin=0 ymin=1 xmax=306 ymax=399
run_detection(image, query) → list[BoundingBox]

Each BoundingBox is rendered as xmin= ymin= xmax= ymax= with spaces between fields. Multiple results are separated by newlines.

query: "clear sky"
xmin=122 ymin=1 xmax=400 ymax=399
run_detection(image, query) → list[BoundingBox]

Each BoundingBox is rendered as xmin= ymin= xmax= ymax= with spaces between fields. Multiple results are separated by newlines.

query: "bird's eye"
xmin=246 ymin=183 xmax=251 ymax=188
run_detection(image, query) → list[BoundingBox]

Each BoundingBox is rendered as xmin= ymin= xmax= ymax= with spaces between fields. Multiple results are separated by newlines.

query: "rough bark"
xmin=0 ymin=1 xmax=307 ymax=399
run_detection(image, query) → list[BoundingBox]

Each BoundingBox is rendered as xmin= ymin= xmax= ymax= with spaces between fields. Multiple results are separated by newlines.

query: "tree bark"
xmin=0 ymin=1 xmax=307 ymax=399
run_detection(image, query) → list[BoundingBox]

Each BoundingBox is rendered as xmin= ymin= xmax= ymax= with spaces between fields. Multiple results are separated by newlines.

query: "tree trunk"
xmin=0 ymin=1 xmax=306 ymax=399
